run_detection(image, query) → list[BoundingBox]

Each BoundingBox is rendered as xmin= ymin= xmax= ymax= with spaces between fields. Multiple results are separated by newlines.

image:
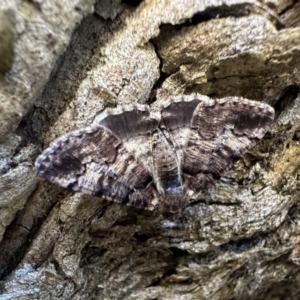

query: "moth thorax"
xmin=151 ymin=129 xmax=183 ymax=195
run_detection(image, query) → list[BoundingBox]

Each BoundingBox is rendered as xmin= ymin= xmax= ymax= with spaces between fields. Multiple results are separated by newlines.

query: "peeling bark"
xmin=0 ymin=0 xmax=300 ymax=299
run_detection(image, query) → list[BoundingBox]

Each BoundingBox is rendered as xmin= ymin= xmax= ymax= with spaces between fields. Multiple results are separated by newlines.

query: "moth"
xmin=35 ymin=94 xmax=274 ymax=213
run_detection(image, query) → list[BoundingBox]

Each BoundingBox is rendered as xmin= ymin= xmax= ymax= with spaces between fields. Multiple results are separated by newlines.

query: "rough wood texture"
xmin=0 ymin=0 xmax=300 ymax=299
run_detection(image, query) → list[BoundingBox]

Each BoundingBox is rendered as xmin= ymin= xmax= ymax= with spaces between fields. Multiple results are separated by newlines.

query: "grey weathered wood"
xmin=0 ymin=0 xmax=300 ymax=299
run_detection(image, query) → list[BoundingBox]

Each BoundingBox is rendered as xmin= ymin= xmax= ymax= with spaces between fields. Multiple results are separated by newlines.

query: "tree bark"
xmin=1 ymin=0 xmax=300 ymax=299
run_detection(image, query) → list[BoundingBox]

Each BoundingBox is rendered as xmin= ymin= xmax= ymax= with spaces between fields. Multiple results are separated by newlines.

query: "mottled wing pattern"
xmin=182 ymin=97 xmax=274 ymax=200
xmin=96 ymin=104 xmax=159 ymax=174
xmin=159 ymin=95 xmax=204 ymax=160
xmin=35 ymin=125 xmax=159 ymax=210
xmin=35 ymin=94 xmax=274 ymax=213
